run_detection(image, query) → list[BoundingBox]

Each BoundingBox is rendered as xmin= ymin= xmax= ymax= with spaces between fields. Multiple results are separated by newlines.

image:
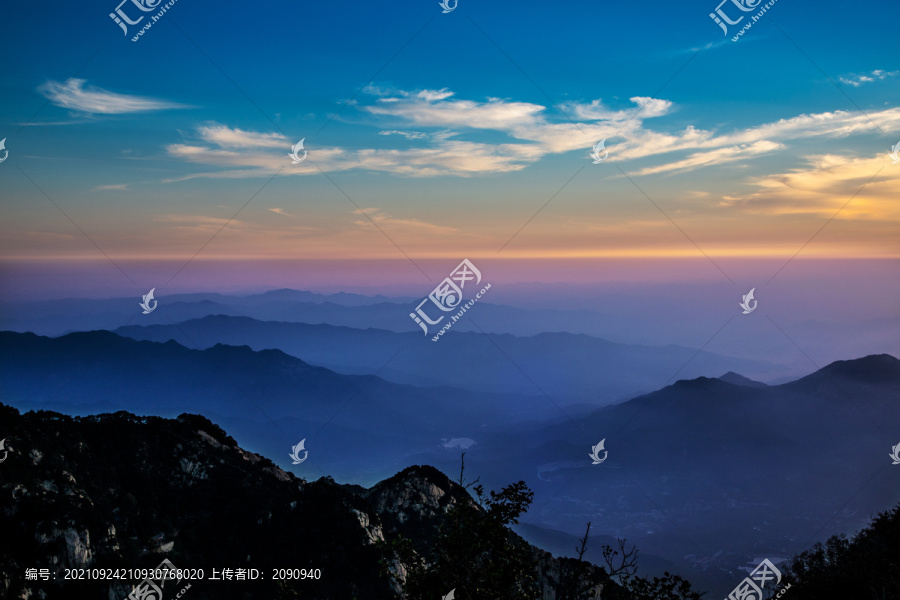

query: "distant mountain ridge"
xmin=3 ymin=287 xmax=895 ymax=385
xmin=433 ymin=354 xmax=900 ymax=596
xmin=0 ymin=329 xmax=562 ymax=482
xmin=113 ymin=314 xmax=781 ymax=404
xmin=718 ymin=371 xmax=768 ymax=387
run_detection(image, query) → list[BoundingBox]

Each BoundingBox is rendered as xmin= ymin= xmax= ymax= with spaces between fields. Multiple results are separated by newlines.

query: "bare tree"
xmin=602 ymin=538 xmax=639 ymax=580
xmin=559 ymin=522 xmax=605 ymax=600
xmin=456 ymin=451 xmax=481 ymax=491
xmin=576 ymin=522 xmax=592 ymax=560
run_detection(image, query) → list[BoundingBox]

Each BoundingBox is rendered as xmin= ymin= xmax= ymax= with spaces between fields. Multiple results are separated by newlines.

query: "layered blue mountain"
xmin=0 ymin=289 xmax=611 ymax=338
xmin=1 ymin=329 xmax=897 ymax=597
xmin=112 ymin=315 xmax=778 ymax=405
xmin=0 ymin=289 xmax=415 ymax=337
xmin=438 ymin=354 xmax=900 ymax=595
xmin=0 ymin=330 xmax=553 ymax=481
xmin=4 ymin=289 xmax=895 ymax=386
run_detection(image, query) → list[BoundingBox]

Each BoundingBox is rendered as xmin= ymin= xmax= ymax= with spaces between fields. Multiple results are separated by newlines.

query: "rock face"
xmin=364 ymin=465 xmax=469 ymax=533
xmin=62 ymin=528 xmax=92 ymax=567
xmin=0 ymin=405 xmax=609 ymax=600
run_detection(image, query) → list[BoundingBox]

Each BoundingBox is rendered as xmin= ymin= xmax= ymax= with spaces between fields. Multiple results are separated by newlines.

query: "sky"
xmin=0 ymin=0 xmax=899 ymax=296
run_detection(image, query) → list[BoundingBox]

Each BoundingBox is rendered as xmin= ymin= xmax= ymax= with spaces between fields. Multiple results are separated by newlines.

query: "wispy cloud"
xmin=565 ymin=96 xmax=673 ymax=121
xmin=165 ymin=122 xmax=539 ymax=180
xmin=196 ymin=124 xmax=286 ymax=148
xmin=379 ymin=130 xmax=428 ymax=140
xmin=366 ymin=90 xmax=546 ymax=130
xmin=839 ymin=69 xmax=898 ymax=87
xmin=38 ymin=79 xmax=188 ymax=114
xmin=91 ymin=183 xmax=128 ymax=191
xmin=360 ymin=86 xmax=900 ymax=173
xmin=153 ymin=213 xmax=317 ymax=240
xmin=16 ymin=119 xmax=94 ymax=127
xmin=268 ymin=207 xmax=294 ymax=217
xmin=630 ymin=140 xmax=783 ymax=176
xmin=670 ymin=38 xmax=734 ymax=56
xmin=719 ymin=154 xmax=900 ymax=219
xmin=155 ymin=214 xmax=247 ymax=232
xmin=163 ymin=88 xmax=900 ymax=181
xmin=352 ymin=208 xmax=458 ymax=235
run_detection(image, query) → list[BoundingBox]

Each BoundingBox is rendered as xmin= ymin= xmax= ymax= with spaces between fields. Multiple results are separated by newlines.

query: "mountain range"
xmin=113 ymin=314 xmax=778 ymax=405
xmin=4 ymin=288 xmax=895 ymax=386
xmin=452 ymin=354 xmax=900 ymax=593
xmin=1 ymin=328 xmax=898 ymax=596
xmin=0 ymin=329 xmax=555 ymax=482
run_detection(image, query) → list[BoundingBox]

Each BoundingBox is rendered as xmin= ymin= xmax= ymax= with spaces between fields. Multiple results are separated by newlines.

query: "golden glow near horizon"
xmin=4 ymin=192 xmax=897 ymax=261
xmin=3 ymin=104 xmax=900 ymax=263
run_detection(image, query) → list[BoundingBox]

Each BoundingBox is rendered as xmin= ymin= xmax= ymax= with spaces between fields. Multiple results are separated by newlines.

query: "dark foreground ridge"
xmin=0 ymin=406 xmax=616 ymax=600
xmin=2 ymin=405 xmax=898 ymax=600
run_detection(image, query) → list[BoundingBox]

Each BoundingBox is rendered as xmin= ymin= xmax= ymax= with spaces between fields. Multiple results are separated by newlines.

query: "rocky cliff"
xmin=0 ymin=404 xmax=607 ymax=600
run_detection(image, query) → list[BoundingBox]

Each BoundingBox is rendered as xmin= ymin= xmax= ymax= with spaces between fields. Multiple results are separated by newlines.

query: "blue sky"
xmin=1 ymin=0 xmax=899 ymax=269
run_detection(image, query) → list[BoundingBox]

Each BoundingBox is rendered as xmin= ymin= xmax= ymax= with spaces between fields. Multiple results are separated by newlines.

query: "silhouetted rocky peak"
xmin=0 ymin=405 xmax=610 ymax=600
xmin=718 ymin=371 xmax=768 ymax=387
